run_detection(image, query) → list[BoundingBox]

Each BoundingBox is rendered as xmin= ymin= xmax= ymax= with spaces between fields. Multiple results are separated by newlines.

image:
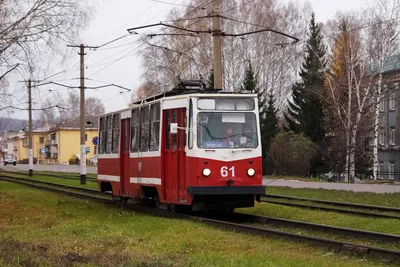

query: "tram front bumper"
xmin=187 ymin=185 xmax=266 ymax=195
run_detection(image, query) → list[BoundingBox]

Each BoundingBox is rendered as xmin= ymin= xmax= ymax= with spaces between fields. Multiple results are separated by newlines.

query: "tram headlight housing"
xmin=247 ymin=168 xmax=255 ymax=177
xmin=202 ymin=168 xmax=211 ymax=177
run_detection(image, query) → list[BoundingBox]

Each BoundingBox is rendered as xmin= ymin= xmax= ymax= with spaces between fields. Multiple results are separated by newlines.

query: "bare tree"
xmin=38 ymin=91 xmax=105 ymax=125
xmin=138 ymin=0 xmax=311 ymax=113
xmin=0 ymin=0 xmax=93 ymax=115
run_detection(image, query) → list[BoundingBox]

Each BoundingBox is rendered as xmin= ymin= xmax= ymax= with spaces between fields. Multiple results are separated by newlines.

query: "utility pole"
xmin=67 ymin=44 xmax=98 ymax=184
xmin=28 ymin=79 xmax=33 ymax=176
xmin=212 ymin=0 xmax=222 ymax=90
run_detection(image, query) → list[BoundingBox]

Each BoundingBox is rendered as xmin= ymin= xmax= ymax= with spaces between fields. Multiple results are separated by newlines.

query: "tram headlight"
xmin=247 ymin=168 xmax=255 ymax=177
xmin=202 ymin=168 xmax=211 ymax=177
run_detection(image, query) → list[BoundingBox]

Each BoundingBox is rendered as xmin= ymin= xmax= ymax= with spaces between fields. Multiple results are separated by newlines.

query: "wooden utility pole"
xmin=67 ymin=44 xmax=98 ymax=184
xmin=212 ymin=0 xmax=222 ymax=90
xmin=28 ymin=79 xmax=33 ymax=176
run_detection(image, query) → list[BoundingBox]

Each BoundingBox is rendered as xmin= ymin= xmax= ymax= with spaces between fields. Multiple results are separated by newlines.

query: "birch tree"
xmin=365 ymin=0 xmax=400 ymax=180
xmin=324 ymin=16 xmax=373 ymax=183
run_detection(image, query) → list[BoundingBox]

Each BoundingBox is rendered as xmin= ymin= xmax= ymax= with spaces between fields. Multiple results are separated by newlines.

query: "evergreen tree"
xmin=207 ymin=69 xmax=214 ymax=89
xmin=284 ymin=12 xmax=327 ymax=172
xmin=262 ymin=90 xmax=279 ymax=157
xmin=241 ymin=61 xmax=266 ymax=113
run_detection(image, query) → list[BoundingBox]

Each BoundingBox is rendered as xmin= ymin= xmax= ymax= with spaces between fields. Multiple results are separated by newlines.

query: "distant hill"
xmin=0 ymin=117 xmax=40 ymax=135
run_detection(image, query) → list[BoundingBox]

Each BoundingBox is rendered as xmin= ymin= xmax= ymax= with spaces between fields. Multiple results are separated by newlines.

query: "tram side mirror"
xmin=170 ymin=123 xmax=178 ymax=134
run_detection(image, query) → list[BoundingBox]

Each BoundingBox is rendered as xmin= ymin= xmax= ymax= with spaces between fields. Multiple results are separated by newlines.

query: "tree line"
xmin=137 ymin=0 xmax=400 ymax=182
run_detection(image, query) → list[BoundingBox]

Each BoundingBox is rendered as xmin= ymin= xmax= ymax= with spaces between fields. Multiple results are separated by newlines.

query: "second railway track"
xmin=1 ymin=175 xmax=399 ymax=264
xmin=263 ymin=193 xmax=400 ymax=219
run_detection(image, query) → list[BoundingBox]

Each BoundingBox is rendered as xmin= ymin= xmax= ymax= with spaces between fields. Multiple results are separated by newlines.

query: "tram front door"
xmin=163 ymin=108 xmax=186 ymax=202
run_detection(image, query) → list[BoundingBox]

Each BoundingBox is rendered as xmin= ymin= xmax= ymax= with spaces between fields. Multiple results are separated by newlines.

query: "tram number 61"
xmin=220 ymin=166 xmax=235 ymax=177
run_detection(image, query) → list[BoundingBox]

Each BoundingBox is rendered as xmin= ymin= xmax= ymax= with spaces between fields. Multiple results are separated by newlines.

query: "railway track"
xmin=0 ymin=170 xmax=97 ymax=182
xmin=1 ymin=175 xmax=399 ymax=264
xmin=263 ymin=194 xmax=400 ymax=219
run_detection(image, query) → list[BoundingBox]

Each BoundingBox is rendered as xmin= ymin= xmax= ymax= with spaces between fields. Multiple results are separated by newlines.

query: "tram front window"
xmin=197 ymin=112 xmax=258 ymax=149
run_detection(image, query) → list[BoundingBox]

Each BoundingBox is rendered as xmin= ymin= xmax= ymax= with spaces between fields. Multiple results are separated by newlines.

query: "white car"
xmin=4 ymin=154 xmax=16 ymax=166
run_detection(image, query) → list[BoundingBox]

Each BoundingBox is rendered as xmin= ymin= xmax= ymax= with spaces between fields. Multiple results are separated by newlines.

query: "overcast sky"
xmin=10 ymin=0 xmax=368 ymax=120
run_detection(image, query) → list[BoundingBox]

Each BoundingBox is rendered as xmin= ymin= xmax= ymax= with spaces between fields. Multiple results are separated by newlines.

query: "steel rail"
xmin=0 ymin=176 xmax=399 ymax=264
xmin=227 ymin=212 xmax=400 ymax=243
xmin=263 ymin=200 xmax=400 ymax=220
xmin=264 ymin=194 xmax=400 ymax=212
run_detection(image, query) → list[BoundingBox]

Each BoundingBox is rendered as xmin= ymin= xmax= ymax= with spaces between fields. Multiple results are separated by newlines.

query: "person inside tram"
xmin=221 ymin=124 xmax=237 ymax=147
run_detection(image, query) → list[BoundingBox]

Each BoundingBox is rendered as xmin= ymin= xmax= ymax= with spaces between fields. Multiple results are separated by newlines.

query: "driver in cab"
xmin=221 ymin=124 xmax=237 ymax=148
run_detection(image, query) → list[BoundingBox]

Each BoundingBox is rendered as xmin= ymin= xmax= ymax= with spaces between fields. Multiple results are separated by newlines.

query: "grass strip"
xmin=0 ymin=181 xmax=386 ymax=267
xmin=266 ymin=186 xmax=400 ymax=207
xmin=239 ymin=202 xmax=400 ymax=237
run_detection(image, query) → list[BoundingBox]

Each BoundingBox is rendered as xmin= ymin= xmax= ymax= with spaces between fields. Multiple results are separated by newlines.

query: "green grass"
xmin=239 ymin=202 xmax=400 ymax=249
xmin=264 ymin=175 xmax=322 ymax=182
xmin=0 ymin=171 xmax=98 ymax=190
xmin=266 ymin=186 xmax=400 ymax=207
xmin=0 ymin=182 xmax=387 ymax=267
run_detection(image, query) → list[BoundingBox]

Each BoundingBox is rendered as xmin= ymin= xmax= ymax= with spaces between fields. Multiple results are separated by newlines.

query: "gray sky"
xmin=10 ymin=0 xmax=368 ymax=120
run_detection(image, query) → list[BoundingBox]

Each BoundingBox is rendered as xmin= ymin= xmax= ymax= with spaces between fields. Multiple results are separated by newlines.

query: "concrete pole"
xmin=212 ymin=0 xmax=222 ymax=90
xmin=28 ymin=79 xmax=33 ymax=176
xmin=79 ymin=44 xmax=86 ymax=184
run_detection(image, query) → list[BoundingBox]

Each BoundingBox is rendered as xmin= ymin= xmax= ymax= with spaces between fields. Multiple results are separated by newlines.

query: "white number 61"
xmin=220 ymin=166 xmax=235 ymax=177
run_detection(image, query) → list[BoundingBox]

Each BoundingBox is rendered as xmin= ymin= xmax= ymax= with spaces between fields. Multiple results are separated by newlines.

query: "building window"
xmin=131 ymin=109 xmax=140 ymax=152
xmin=379 ymin=96 xmax=385 ymax=112
xmin=39 ymin=137 xmax=44 ymax=144
xmin=379 ymin=130 xmax=385 ymax=145
xmin=389 ymin=92 xmax=395 ymax=110
xmin=390 ymin=128 xmax=395 ymax=145
xmin=149 ymin=102 xmax=160 ymax=151
xmin=379 ymin=161 xmax=384 ymax=179
xmin=389 ymin=161 xmax=395 ymax=180
xmin=85 ymin=134 xmax=87 ymax=142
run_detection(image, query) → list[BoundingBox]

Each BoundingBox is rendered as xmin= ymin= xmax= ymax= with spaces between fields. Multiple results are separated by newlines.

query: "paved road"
xmin=263 ymin=178 xmax=400 ymax=193
xmin=1 ymin=164 xmax=97 ymax=174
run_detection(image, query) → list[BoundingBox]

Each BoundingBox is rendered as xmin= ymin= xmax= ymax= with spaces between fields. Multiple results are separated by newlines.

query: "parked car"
xmin=4 ymin=154 xmax=16 ymax=166
xmin=90 ymin=155 xmax=97 ymax=165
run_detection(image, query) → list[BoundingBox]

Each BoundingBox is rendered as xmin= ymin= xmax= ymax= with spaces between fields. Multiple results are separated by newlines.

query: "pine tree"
xmin=262 ymin=90 xmax=279 ymax=156
xmin=285 ymin=13 xmax=326 ymax=142
xmin=241 ymin=61 xmax=266 ymax=113
xmin=207 ymin=69 xmax=214 ymax=89
xmin=284 ymin=12 xmax=327 ymax=172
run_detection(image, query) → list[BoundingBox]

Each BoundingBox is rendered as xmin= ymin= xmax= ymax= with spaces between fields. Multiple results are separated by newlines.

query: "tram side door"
xmin=163 ymin=108 xmax=186 ymax=202
xmin=120 ymin=118 xmax=130 ymax=195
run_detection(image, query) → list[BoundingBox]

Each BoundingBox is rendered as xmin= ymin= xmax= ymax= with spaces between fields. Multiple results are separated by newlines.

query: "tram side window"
xmin=140 ymin=105 xmax=150 ymax=152
xmin=149 ymin=102 xmax=160 ymax=151
xmin=99 ymin=117 xmax=106 ymax=154
xmin=131 ymin=109 xmax=140 ymax=152
xmin=188 ymin=99 xmax=193 ymax=149
xmin=112 ymin=113 xmax=120 ymax=153
xmin=106 ymin=115 xmax=112 ymax=153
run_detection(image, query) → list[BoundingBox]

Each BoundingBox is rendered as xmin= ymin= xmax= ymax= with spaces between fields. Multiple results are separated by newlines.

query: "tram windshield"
xmin=197 ymin=112 xmax=258 ymax=149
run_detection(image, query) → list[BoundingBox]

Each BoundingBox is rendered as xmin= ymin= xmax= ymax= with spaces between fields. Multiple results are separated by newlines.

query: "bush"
xmin=271 ymin=132 xmax=317 ymax=177
xmin=68 ymin=154 xmax=78 ymax=165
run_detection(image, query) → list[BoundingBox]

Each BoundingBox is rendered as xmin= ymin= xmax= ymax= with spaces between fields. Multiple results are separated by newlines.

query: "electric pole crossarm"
xmin=127 ymin=22 xmax=210 ymax=34
xmin=223 ymin=28 xmax=300 ymax=42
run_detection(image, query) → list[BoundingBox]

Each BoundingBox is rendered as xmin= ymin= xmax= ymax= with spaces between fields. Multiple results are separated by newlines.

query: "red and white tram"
xmin=97 ymin=81 xmax=265 ymax=211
